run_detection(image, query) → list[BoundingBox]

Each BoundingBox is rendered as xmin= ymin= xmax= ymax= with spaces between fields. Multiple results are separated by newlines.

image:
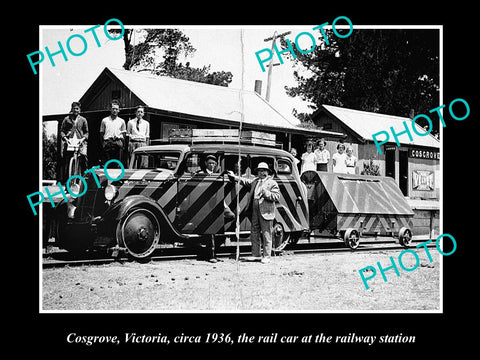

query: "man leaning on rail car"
xmin=228 ymin=162 xmax=280 ymax=263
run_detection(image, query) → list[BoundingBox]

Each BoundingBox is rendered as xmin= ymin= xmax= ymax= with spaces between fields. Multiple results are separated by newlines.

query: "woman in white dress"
xmin=345 ymin=146 xmax=357 ymax=174
xmin=314 ymin=138 xmax=330 ymax=172
xmin=301 ymin=142 xmax=316 ymax=174
xmin=332 ymin=143 xmax=348 ymax=173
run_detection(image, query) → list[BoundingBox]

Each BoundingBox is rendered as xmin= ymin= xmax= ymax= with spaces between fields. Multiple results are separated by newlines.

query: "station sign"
xmin=408 ymin=148 xmax=440 ymax=160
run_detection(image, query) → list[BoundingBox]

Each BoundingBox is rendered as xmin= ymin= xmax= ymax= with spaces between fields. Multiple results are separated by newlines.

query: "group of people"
xmin=290 ymin=138 xmax=357 ymax=175
xmin=59 ymin=100 xmax=150 ymax=181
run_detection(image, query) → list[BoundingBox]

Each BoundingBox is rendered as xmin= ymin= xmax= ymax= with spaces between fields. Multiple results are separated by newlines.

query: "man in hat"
xmin=228 ymin=162 xmax=280 ymax=263
xmin=200 ymin=154 xmax=235 ymax=218
xmin=202 ymin=154 xmax=220 ymax=174
xmin=198 ymin=154 xmax=235 ymax=264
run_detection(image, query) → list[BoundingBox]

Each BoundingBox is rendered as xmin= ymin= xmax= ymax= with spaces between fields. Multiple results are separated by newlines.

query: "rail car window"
xmin=184 ymin=153 xmax=222 ymax=174
xmin=250 ymin=156 xmax=275 ymax=176
xmin=132 ymin=152 xmax=180 ymax=171
xmin=184 ymin=153 xmax=202 ymax=174
xmin=277 ymin=158 xmax=293 ymax=175
xmin=224 ymin=154 xmax=248 ymax=176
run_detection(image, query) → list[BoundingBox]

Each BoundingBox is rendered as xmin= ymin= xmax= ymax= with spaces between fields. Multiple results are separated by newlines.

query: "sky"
xmin=40 ymin=24 xmax=325 ymax=134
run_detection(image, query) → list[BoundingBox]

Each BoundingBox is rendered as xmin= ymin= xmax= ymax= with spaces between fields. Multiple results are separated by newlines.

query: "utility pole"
xmin=263 ymin=30 xmax=291 ymax=102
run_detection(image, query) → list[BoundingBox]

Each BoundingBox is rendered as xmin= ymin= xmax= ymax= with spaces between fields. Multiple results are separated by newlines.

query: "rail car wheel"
xmin=57 ymin=222 xmax=93 ymax=256
xmin=344 ymin=228 xmax=360 ymax=249
xmin=398 ymin=227 xmax=413 ymax=247
xmin=289 ymin=231 xmax=303 ymax=245
xmin=272 ymin=221 xmax=290 ymax=252
xmin=116 ymin=207 xmax=161 ymax=259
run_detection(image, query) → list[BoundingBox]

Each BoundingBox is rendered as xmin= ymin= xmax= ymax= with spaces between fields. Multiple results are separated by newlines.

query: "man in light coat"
xmin=228 ymin=162 xmax=280 ymax=263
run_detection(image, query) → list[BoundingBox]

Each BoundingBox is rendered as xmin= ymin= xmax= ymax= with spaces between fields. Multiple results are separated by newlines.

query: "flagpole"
xmin=236 ymin=28 xmax=245 ymax=264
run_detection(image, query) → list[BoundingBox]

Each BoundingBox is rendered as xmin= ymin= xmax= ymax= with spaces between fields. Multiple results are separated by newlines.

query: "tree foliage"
xmin=110 ymin=28 xmax=233 ymax=87
xmin=282 ymin=29 xmax=440 ymax=133
xmin=43 ymin=124 xmax=57 ymax=180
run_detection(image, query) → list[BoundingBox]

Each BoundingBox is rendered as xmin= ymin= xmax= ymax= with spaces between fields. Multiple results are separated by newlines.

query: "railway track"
xmin=42 ymin=237 xmax=435 ymax=269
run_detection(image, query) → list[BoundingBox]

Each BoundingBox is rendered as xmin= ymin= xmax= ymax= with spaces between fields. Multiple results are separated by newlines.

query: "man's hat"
xmin=205 ymin=154 xmax=217 ymax=162
xmin=253 ymin=162 xmax=272 ymax=174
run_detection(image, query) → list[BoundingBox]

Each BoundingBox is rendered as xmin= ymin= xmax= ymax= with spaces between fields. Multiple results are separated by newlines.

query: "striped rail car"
xmin=59 ymin=163 xmax=309 ymax=257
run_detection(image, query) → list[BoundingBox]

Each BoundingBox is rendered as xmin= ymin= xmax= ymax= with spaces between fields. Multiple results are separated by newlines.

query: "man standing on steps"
xmin=228 ymin=162 xmax=280 ymax=263
xmin=59 ymin=101 xmax=89 ymax=181
xmin=100 ymin=99 xmax=126 ymax=166
xmin=127 ymin=105 xmax=150 ymax=165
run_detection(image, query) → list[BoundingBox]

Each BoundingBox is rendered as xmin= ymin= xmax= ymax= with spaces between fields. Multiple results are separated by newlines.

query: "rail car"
xmin=301 ymin=170 xmax=414 ymax=249
xmin=43 ymin=129 xmax=413 ymax=259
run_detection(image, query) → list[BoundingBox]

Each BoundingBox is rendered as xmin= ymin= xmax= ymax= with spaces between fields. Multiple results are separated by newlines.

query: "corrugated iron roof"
xmin=321 ymin=104 xmax=440 ymax=149
xmin=106 ymin=67 xmax=341 ymax=136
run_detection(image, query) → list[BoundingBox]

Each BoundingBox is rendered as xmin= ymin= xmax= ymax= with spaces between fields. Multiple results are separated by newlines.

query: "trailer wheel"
xmin=344 ymin=228 xmax=360 ymax=249
xmin=398 ymin=227 xmax=413 ymax=247
xmin=116 ymin=207 xmax=160 ymax=259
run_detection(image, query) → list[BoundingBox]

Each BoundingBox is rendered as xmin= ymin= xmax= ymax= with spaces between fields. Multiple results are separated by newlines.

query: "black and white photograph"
xmin=18 ymin=5 xmax=475 ymax=355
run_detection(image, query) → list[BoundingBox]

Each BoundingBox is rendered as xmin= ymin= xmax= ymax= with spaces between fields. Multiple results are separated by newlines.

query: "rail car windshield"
xmin=131 ymin=151 xmax=181 ymax=171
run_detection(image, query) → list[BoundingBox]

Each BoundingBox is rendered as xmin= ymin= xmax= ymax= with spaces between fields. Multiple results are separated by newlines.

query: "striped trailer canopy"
xmin=303 ymin=171 xmax=414 ymax=248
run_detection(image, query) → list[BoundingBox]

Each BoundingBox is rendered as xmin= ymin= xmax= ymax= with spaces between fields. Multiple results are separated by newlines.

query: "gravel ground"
xmin=42 ymin=249 xmax=441 ymax=312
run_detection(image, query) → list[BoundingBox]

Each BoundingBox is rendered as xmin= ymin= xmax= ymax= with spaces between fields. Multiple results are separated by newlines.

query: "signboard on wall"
xmin=162 ymin=123 xmax=197 ymax=139
xmin=412 ymin=170 xmax=435 ymax=191
xmin=408 ymin=148 xmax=440 ymax=160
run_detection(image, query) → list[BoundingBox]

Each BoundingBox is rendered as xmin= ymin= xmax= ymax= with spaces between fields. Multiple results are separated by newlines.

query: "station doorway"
xmin=399 ymin=150 xmax=408 ymax=196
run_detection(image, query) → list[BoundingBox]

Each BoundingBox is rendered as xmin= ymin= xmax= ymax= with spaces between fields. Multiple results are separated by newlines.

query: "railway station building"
xmin=310 ymin=104 xmax=440 ymax=200
xmin=309 ymin=105 xmax=440 ymax=237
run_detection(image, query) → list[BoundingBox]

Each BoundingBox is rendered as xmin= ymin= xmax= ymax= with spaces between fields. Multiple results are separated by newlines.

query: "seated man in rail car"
xmin=198 ymin=154 xmax=235 ymax=220
xmin=197 ymin=154 xmax=235 ymax=263
xmin=202 ymin=154 xmax=220 ymax=174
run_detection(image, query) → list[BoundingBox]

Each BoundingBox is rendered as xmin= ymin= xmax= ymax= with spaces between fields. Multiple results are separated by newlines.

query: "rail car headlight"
xmin=104 ymin=184 xmax=117 ymax=201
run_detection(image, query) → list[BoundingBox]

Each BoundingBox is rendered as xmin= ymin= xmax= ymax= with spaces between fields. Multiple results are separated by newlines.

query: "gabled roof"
xmin=80 ymin=67 xmax=343 ymax=137
xmin=318 ymin=104 xmax=440 ymax=149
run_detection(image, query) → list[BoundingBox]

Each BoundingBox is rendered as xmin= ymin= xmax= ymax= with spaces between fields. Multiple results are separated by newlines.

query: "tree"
xmin=282 ymin=29 xmax=440 ymax=135
xmin=110 ymin=28 xmax=233 ymax=87
xmin=43 ymin=124 xmax=57 ymax=180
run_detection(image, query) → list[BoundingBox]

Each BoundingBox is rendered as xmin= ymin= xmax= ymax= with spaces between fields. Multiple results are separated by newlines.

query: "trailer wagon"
xmin=301 ymin=171 xmax=414 ymax=249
